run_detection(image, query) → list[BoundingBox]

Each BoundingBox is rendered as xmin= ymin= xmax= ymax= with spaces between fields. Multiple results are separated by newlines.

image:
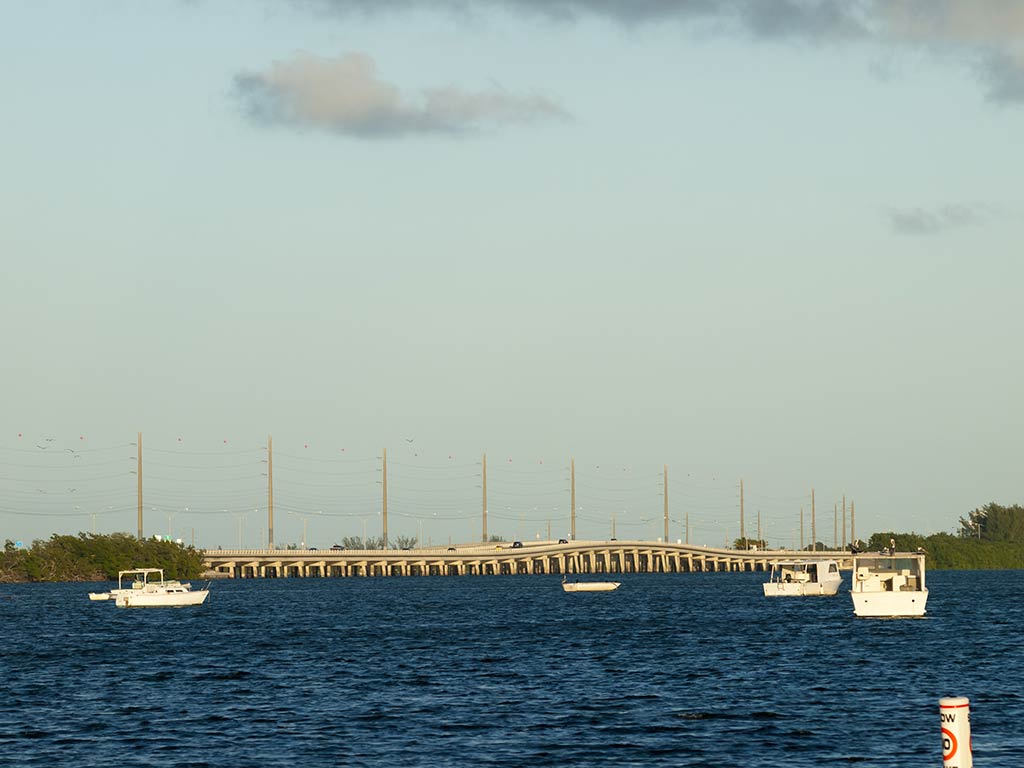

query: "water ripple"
xmin=0 ymin=571 xmax=1022 ymax=766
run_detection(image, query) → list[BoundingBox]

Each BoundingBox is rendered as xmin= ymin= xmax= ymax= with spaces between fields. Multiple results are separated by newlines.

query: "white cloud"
xmin=234 ymin=51 xmax=568 ymax=138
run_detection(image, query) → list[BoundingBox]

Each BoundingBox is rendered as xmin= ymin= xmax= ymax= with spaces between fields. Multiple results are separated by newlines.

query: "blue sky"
xmin=2 ymin=1 xmax=1022 ymax=549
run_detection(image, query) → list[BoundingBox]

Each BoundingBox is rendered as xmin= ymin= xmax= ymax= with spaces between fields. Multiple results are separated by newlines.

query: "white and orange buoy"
xmin=939 ymin=697 xmax=972 ymax=768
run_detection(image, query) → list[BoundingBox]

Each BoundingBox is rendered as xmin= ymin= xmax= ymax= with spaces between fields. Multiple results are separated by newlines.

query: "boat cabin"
xmin=769 ymin=561 xmax=838 ymax=585
xmin=852 ymin=555 xmax=925 ymax=594
xmin=763 ymin=559 xmax=843 ymax=597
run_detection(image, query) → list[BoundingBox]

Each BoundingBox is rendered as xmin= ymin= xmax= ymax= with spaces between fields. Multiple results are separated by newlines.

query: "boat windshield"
xmin=860 ymin=557 xmax=921 ymax=573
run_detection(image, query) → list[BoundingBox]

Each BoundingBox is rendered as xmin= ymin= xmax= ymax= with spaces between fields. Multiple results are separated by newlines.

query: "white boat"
xmin=850 ymin=552 xmax=928 ymax=618
xmin=88 ymin=592 xmax=111 ymax=601
xmin=763 ymin=560 xmax=842 ymax=597
xmin=111 ymin=568 xmax=209 ymax=608
xmin=562 ymin=576 xmax=620 ymax=592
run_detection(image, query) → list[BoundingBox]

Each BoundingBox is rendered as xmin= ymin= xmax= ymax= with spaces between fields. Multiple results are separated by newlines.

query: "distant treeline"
xmin=1 ymin=533 xmax=205 ymax=583
xmin=867 ymin=502 xmax=1024 ymax=570
xmin=4 ymin=503 xmax=1022 ymax=581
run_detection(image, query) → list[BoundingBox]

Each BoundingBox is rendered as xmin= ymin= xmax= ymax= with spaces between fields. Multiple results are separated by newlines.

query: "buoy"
xmin=939 ymin=697 xmax=972 ymax=768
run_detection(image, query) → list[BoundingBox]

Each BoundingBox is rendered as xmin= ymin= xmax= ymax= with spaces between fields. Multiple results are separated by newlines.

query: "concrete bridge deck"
xmin=203 ymin=540 xmax=854 ymax=578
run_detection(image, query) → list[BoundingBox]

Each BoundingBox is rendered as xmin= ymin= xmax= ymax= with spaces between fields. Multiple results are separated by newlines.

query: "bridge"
xmin=203 ymin=540 xmax=854 ymax=578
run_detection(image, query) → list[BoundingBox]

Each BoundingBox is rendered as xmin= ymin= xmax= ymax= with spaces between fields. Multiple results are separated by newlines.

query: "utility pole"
xmin=685 ymin=509 xmax=690 ymax=545
xmin=851 ymin=500 xmax=856 ymax=544
xmin=570 ymin=457 xmax=576 ymax=541
xmin=382 ymin=447 xmax=388 ymax=549
xmin=842 ymin=494 xmax=847 ymax=550
xmin=482 ymin=452 xmax=488 ymax=542
xmin=267 ymin=434 xmax=274 ymax=550
xmin=834 ymin=503 xmax=838 ymax=549
xmin=811 ymin=487 xmax=816 ymax=552
xmin=757 ymin=510 xmax=761 ymax=548
xmin=663 ymin=465 xmax=669 ymax=543
xmin=137 ymin=431 xmax=143 ymax=540
xmin=740 ymin=478 xmax=745 ymax=544
xmin=232 ymin=511 xmax=247 ymax=549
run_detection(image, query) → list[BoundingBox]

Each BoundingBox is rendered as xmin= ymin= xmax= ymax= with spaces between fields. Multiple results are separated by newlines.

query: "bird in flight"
xmin=405 ymin=438 xmax=415 ymax=443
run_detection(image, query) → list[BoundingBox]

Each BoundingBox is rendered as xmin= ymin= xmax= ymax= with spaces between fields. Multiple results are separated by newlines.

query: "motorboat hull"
xmin=763 ymin=580 xmax=841 ymax=597
xmin=852 ymin=589 xmax=928 ymax=618
xmin=115 ymin=589 xmax=209 ymax=608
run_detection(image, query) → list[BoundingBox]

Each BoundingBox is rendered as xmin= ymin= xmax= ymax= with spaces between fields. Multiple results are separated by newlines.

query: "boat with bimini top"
xmin=89 ymin=568 xmax=210 ymax=608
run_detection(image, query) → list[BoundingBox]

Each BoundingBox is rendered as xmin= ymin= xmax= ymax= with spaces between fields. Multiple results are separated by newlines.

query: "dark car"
xmin=558 ymin=538 xmax=569 ymax=544
xmin=330 ymin=544 xmax=344 ymax=551
xmin=511 ymin=541 xmax=523 ymax=549
xmin=446 ymin=547 xmax=457 ymax=552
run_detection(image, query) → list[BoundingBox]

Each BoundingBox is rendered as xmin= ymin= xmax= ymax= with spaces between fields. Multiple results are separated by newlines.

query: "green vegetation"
xmin=339 ymin=536 xmax=385 ymax=549
xmin=0 ymin=533 xmax=205 ymax=583
xmin=957 ymin=502 xmax=1024 ymax=542
xmin=867 ymin=502 xmax=1024 ymax=570
xmin=733 ymin=537 xmax=767 ymax=551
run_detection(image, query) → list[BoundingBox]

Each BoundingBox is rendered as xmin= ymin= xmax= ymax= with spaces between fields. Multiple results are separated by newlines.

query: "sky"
xmin=1 ymin=0 xmax=1022 ymax=550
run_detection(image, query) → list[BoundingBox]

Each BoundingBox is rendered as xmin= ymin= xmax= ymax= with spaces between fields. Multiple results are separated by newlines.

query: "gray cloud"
xmin=293 ymin=1 xmax=1024 ymax=102
xmin=298 ymin=0 xmax=869 ymax=39
xmin=977 ymin=53 xmax=1024 ymax=104
xmin=234 ymin=51 xmax=568 ymax=138
xmin=887 ymin=203 xmax=994 ymax=235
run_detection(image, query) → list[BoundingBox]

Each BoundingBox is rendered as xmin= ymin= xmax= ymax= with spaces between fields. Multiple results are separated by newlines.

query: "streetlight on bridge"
xmin=289 ymin=510 xmax=321 ymax=549
xmin=229 ymin=510 xmax=248 ymax=549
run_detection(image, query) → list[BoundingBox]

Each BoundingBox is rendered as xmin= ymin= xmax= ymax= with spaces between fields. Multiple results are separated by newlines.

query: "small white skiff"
xmin=850 ymin=552 xmax=927 ymax=618
xmin=88 ymin=592 xmax=111 ymax=601
xmin=562 ymin=577 xmax=620 ymax=592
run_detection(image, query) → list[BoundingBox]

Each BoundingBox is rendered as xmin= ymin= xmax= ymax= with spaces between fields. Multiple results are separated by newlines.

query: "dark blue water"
xmin=1 ymin=570 xmax=1021 ymax=767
